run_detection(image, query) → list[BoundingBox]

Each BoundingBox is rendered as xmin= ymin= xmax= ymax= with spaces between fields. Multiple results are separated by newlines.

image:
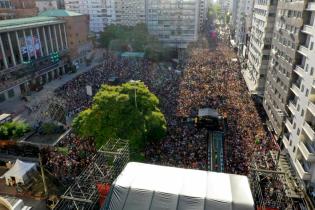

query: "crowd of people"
xmin=41 ymin=132 xmax=96 ymax=184
xmin=42 ymin=24 xmax=280 ymax=186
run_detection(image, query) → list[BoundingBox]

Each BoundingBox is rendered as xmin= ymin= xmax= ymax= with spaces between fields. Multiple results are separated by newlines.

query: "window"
xmin=293 ymin=122 xmax=296 ymax=129
xmin=311 ymin=67 xmax=314 ymax=76
xmin=293 ymin=146 xmax=296 ymax=153
xmin=297 ymin=128 xmax=300 ymax=136
xmin=289 ymin=140 xmax=292 ymax=146
xmin=301 ymin=109 xmax=304 ymax=117
xmin=310 ymin=42 xmax=314 ymax=51
xmin=306 ymin=89 xmax=309 ymax=97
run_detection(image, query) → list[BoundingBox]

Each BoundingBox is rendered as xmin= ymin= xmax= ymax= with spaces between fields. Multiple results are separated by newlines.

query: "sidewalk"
xmin=0 ymin=59 xmax=102 ymax=125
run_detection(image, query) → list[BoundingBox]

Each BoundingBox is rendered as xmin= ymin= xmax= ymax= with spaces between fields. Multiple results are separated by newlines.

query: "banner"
xmin=20 ymin=35 xmax=41 ymax=60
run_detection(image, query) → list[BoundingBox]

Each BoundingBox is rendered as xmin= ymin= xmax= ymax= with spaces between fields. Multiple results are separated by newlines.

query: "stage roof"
xmin=103 ymin=162 xmax=255 ymax=210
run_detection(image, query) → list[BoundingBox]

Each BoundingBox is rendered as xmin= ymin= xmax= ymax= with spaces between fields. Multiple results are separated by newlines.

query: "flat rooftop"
xmin=0 ymin=16 xmax=64 ymax=33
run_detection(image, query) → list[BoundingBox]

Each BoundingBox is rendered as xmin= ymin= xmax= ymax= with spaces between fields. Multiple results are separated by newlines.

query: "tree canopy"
xmin=99 ymin=23 xmax=175 ymax=61
xmin=0 ymin=121 xmax=31 ymax=140
xmin=72 ymin=81 xmax=167 ymax=159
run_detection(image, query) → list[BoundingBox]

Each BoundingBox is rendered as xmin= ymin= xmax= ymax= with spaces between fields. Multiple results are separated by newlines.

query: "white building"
xmin=218 ymin=0 xmax=232 ymax=13
xmin=281 ymin=0 xmax=315 ymax=197
xmin=115 ymin=0 xmax=146 ymax=26
xmin=36 ymin=0 xmax=64 ymax=12
xmin=244 ymin=0 xmax=277 ymax=96
xmin=64 ymin=0 xmax=114 ymax=33
xmin=146 ymin=0 xmax=201 ymax=48
xmin=234 ymin=0 xmax=254 ymax=54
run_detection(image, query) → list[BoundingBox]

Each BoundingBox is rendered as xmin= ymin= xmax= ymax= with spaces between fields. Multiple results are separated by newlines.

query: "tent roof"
xmin=1 ymin=159 xmax=36 ymax=179
xmin=104 ymin=162 xmax=254 ymax=210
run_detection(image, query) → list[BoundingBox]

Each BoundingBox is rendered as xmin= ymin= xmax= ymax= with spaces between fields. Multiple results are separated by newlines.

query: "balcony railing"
xmin=294 ymin=159 xmax=311 ymax=180
xmin=302 ymin=25 xmax=315 ymax=35
xmin=285 ymin=118 xmax=294 ymax=132
xmin=298 ymin=45 xmax=309 ymax=57
xmin=308 ymin=102 xmax=315 ymax=116
xmin=288 ymin=101 xmax=297 ymax=114
xmin=294 ymin=65 xmax=304 ymax=78
xmin=298 ymin=141 xmax=315 ymax=162
xmin=282 ymin=134 xmax=290 ymax=149
xmin=291 ymin=84 xmax=300 ymax=96
xmin=307 ymin=2 xmax=315 ymax=11
xmin=303 ymin=121 xmax=315 ymax=141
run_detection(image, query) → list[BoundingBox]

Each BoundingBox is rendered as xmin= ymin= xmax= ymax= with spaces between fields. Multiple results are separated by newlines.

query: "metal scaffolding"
xmin=249 ymin=151 xmax=308 ymax=210
xmin=55 ymin=138 xmax=129 ymax=210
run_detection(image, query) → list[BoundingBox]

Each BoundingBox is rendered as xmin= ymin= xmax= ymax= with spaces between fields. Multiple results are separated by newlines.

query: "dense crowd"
xmin=43 ymin=25 xmax=279 ymax=181
xmin=41 ymin=132 xmax=96 ymax=183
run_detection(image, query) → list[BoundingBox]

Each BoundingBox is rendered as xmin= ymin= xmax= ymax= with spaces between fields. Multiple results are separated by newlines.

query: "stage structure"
xmin=55 ymin=138 xmax=129 ymax=210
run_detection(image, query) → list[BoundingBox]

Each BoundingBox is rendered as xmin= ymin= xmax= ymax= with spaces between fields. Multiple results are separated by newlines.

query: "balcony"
xmin=298 ymin=141 xmax=315 ymax=162
xmin=282 ymin=134 xmax=290 ymax=149
xmin=302 ymin=25 xmax=315 ymax=35
xmin=294 ymin=65 xmax=304 ymax=78
xmin=308 ymin=102 xmax=315 ymax=116
xmin=303 ymin=121 xmax=315 ymax=141
xmin=294 ymin=159 xmax=311 ymax=180
xmin=290 ymin=84 xmax=300 ymax=96
xmin=298 ymin=45 xmax=309 ymax=57
xmin=307 ymin=2 xmax=315 ymax=11
xmin=288 ymin=101 xmax=297 ymax=114
xmin=285 ymin=118 xmax=294 ymax=132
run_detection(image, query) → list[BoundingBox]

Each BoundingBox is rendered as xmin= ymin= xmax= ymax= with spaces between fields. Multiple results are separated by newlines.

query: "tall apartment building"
xmin=234 ymin=0 xmax=254 ymax=57
xmin=245 ymin=0 xmax=277 ymax=96
xmin=36 ymin=0 xmax=65 ymax=13
xmin=64 ymin=0 xmax=114 ymax=33
xmin=115 ymin=0 xmax=145 ymax=26
xmin=0 ymin=0 xmax=38 ymax=20
xmin=264 ymin=0 xmax=306 ymax=136
xmin=277 ymin=0 xmax=315 ymax=198
xmin=146 ymin=0 xmax=200 ymax=48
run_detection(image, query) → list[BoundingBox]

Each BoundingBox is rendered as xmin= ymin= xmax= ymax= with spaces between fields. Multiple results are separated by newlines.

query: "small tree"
xmin=0 ymin=121 xmax=31 ymax=139
xmin=73 ymin=81 xmax=167 ymax=159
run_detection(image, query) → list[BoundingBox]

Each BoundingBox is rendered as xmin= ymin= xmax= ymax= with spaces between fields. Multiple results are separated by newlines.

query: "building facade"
xmin=0 ymin=16 xmax=69 ymax=102
xmin=64 ymin=0 xmax=113 ymax=33
xmin=264 ymin=0 xmax=306 ymax=136
xmin=40 ymin=9 xmax=92 ymax=66
xmin=276 ymin=0 xmax=315 ymax=199
xmin=245 ymin=0 xmax=277 ymax=96
xmin=0 ymin=0 xmax=38 ymax=20
xmin=146 ymin=0 xmax=200 ymax=48
xmin=36 ymin=0 xmax=65 ymax=12
xmin=115 ymin=0 xmax=146 ymax=26
xmin=234 ymin=0 xmax=254 ymax=55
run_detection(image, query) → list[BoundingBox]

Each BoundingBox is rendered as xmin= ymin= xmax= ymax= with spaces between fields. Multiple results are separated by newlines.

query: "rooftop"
xmin=0 ymin=16 xmax=62 ymax=32
xmin=39 ymin=9 xmax=83 ymax=17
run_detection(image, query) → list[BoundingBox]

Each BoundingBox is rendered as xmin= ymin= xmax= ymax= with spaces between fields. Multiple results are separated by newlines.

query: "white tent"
xmin=104 ymin=162 xmax=255 ymax=210
xmin=1 ymin=159 xmax=36 ymax=186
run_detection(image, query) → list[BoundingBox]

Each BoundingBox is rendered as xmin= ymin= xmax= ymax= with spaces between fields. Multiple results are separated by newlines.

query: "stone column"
xmin=53 ymin=25 xmax=60 ymax=51
xmin=7 ymin=32 xmax=16 ymax=66
xmin=42 ymin=26 xmax=49 ymax=55
xmin=23 ymin=30 xmax=30 ymax=61
xmin=36 ymin=27 xmax=43 ymax=57
xmin=63 ymin=24 xmax=68 ymax=49
xmin=48 ymin=25 xmax=54 ymax=52
xmin=58 ymin=24 xmax=64 ymax=50
xmin=0 ymin=35 xmax=8 ymax=69
xmin=30 ymin=29 xmax=37 ymax=59
xmin=15 ymin=31 xmax=23 ymax=63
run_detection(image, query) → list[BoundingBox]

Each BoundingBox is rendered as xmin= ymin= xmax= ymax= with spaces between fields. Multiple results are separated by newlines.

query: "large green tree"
xmin=99 ymin=23 xmax=174 ymax=61
xmin=72 ymin=81 xmax=167 ymax=158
